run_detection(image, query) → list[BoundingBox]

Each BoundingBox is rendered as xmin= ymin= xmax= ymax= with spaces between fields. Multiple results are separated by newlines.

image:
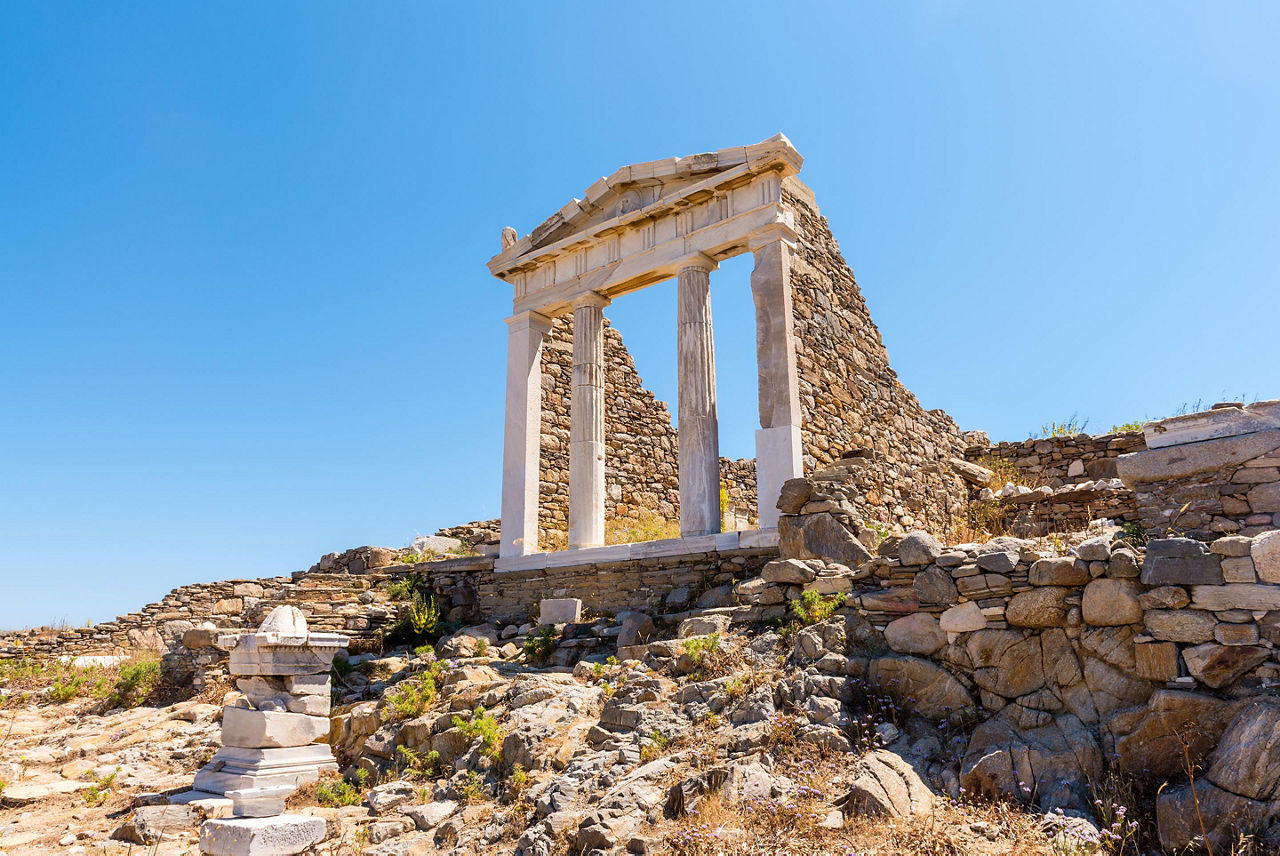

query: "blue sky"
xmin=2 ymin=2 xmax=1277 ymax=628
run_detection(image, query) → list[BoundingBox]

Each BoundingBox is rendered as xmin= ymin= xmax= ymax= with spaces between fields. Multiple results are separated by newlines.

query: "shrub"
xmin=83 ymin=767 xmax=119 ymax=806
xmin=452 ymin=705 xmax=502 ymax=759
xmin=386 ymin=574 xmax=427 ymax=601
xmin=523 ymin=627 xmax=556 ymax=665
xmin=316 ymin=779 xmax=361 ymax=807
xmin=105 ymin=659 xmax=161 ymax=708
xmin=791 ymin=590 xmax=841 ymax=627
xmin=48 ymin=673 xmax=87 ymax=703
xmin=682 ymin=633 xmax=721 ymax=667
xmin=458 ymin=770 xmax=485 ymax=804
xmin=1040 ymin=416 xmax=1089 ymax=438
xmin=1109 ymin=420 xmax=1144 ymax=433
xmin=385 ymin=663 xmax=444 ymax=720
xmin=506 ymin=763 xmax=529 ymax=797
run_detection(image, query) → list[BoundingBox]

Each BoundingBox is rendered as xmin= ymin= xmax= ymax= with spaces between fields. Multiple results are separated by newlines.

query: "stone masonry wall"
xmin=538 ymin=316 xmax=681 ymax=545
xmin=972 ymin=431 xmax=1147 ymax=488
xmin=785 ymin=179 xmax=970 ymax=535
xmin=1117 ymin=404 xmax=1280 ymax=540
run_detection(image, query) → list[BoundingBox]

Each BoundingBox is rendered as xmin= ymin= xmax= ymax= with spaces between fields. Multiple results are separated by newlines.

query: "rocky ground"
xmin=1 ymin=612 xmax=1110 ymax=855
xmin=7 ymin=525 xmax=1280 ymax=854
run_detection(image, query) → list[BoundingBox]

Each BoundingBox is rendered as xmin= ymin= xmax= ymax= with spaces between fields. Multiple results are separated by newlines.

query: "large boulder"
xmin=961 ymin=713 xmax=1102 ymax=812
xmin=1005 ymin=587 xmax=1072 ymax=628
xmin=866 ymin=656 xmax=975 ymax=723
xmin=898 ymin=531 xmax=943 ymax=567
xmin=1182 ymin=643 xmax=1269 ymax=689
xmin=839 ymin=750 xmax=934 ymax=817
xmin=1157 ymin=779 xmax=1279 ymax=854
xmin=883 ymin=613 xmax=945 ymax=656
xmin=779 ymin=513 xmax=873 ymax=567
xmin=1158 ymin=697 xmax=1280 ymax=851
xmin=1108 ymin=690 xmax=1239 ymax=778
xmin=1204 ymin=699 xmax=1280 ymax=801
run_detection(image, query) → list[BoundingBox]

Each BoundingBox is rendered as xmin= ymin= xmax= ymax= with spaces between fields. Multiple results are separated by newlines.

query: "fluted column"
xmin=749 ymin=233 xmax=803 ymax=529
xmin=569 ymin=293 xmax=610 ymax=548
xmin=677 ymin=256 xmax=722 ymax=537
xmin=500 ymin=311 xmax=553 ymax=557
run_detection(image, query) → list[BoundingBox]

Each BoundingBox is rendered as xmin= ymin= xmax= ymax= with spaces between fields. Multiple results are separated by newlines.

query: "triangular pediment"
xmin=489 ymin=134 xmax=802 ymax=273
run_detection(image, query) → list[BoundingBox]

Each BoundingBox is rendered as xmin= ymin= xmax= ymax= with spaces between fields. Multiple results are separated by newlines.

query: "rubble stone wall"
xmin=478 ymin=547 xmax=777 ymax=625
xmin=972 ymin=432 xmax=1146 ymax=488
xmin=785 ymin=179 xmax=970 ymax=535
xmin=538 ymin=316 xmax=681 ymax=544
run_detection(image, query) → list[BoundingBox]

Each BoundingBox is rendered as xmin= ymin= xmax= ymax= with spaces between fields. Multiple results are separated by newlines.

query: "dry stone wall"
xmin=785 ymin=179 xmax=970 ymax=535
xmin=1118 ymin=404 xmax=1280 ymax=540
xmin=972 ymin=431 xmax=1146 ymax=488
xmin=538 ymin=316 xmax=681 ymax=544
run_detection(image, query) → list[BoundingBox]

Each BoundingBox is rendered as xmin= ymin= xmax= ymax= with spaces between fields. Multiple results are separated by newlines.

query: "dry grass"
xmin=655 ymin=742 xmax=1059 ymax=856
xmin=606 ymin=510 xmax=682 ymax=545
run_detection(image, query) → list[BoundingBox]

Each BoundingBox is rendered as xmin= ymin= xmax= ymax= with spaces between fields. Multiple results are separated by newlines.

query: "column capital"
xmin=747 ymin=222 xmax=799 ymax=252
xmin=677 ymin=251 xmax=718 ymax=274
xmin=570 ymin=291 xmax=611 ymax=311
xmin=505 ymin=310 xmax=554 ymax=334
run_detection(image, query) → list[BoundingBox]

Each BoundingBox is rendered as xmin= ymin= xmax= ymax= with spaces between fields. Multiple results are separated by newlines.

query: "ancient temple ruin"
xmin=490 ymin=135 xmax=970 ymax=563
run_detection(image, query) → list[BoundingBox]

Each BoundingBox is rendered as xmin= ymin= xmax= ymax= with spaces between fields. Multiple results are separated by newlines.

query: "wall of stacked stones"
xmin=1128 ymin=441 xmax=1280 ymax=541
xmin=538 ymin=316 xmax=681 ymax=543
xmin=784 ymin=179 xmax=970 ymax=535
xmin=745 ymin=523 xmax=1280 ymax=812
xmin=718 ymin=457 xmax=759 ymax=528
xmin=973 ymin=431 xmax=1146 ymax=487
xmin=477 ymin=547 xmax=777 ymax=625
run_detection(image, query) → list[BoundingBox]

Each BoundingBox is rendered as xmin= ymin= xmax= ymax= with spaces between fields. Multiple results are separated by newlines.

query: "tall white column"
xmin=500 ymin=311 xmax=553 ymax=558
xmin=677 ymin=256 xmax=722 ymax=537
xmin=750 ymin=235 xmax=804 ymax=529
xmin=569 ymin=293 xmax=610 ymax=548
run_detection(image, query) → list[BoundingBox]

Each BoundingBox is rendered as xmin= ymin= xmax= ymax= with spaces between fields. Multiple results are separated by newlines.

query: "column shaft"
xmin=500 ymin=311 xmax=552 ymax=557
xmin=569 ymin=295 xmax=609 ymax=548
xmin=750 ymin=239 xmax=804 ymax=529
xmin=677 ymin=263 xmax=722 ymax=537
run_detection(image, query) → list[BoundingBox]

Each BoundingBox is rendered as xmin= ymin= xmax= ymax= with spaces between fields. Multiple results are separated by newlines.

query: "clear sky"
xmin=2 ymin=2 xmax=1277 ymax=629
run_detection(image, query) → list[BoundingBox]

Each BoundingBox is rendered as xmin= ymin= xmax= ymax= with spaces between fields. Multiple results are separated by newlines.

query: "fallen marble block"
xmin=199 ymin=815 xmax=325 ymax=856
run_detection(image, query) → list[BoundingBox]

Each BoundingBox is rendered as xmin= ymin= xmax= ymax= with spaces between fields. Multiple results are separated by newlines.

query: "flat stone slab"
xmin=221 ymin=706 xmax=329 ymax=748
xmin=199 ymin=815 xmax=325 ymax=855
xmin=1143 ymin=402 xmax=1280 ymax=449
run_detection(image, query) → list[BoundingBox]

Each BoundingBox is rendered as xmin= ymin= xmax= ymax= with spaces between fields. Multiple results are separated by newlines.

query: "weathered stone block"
xmin=1029 ymin=557 xmax=1088 ymax=587
xmin=538 ymin=598 xmax=582 ymax=624
xmin=1191 ymin=584 xmax=1280 ymax=611
xmin=199 ymin=815 xmax=326 ymax=856
xmin=939 ymin=602 xmax=987 ymax=633
xmin=1005 ymin=587 xmax=1072 ymax=628
xmin=1082 ymin=579 xmax=1143 ymax=626
xmin=1214 ymin=623 xmax=1260 ymax=646
xmin=1182 ymin=643 xmax=1269 ymax=689
xmin=883 ymin=613 xmax=945 ymax=656
xmin=1144 ymin=609 xmax=1216 ymax=643
xmin=1134 ymin=642 xmax=1180 ymax=681
xmin=1251 ymin=530 xmax=1280 ymax=583
xmin=1142 ymin=555 xmax=1223 ymax=587
xmin=1221 ymin=556 xmax=1257 ymax=583
xmin=221 ymin=708 xmax=328 ymax=749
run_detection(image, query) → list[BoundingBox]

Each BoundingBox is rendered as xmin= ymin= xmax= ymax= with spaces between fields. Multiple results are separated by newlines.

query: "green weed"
xmin=791 ymin=590 xmax=842 ymax=626
xmin=452 ymin=705 xmax=502 ymax=759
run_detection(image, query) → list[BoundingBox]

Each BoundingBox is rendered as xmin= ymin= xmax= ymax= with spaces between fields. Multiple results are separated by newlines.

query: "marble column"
xmin=569 ymin=293 xmax=610 ymax=548
xmin=500 ymin=310 xmax=553 ymax=558
xmin=750 ymin=236 xmax=804 ymax=529
xmin=677 ymin=257 xmax=722 ymax=537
